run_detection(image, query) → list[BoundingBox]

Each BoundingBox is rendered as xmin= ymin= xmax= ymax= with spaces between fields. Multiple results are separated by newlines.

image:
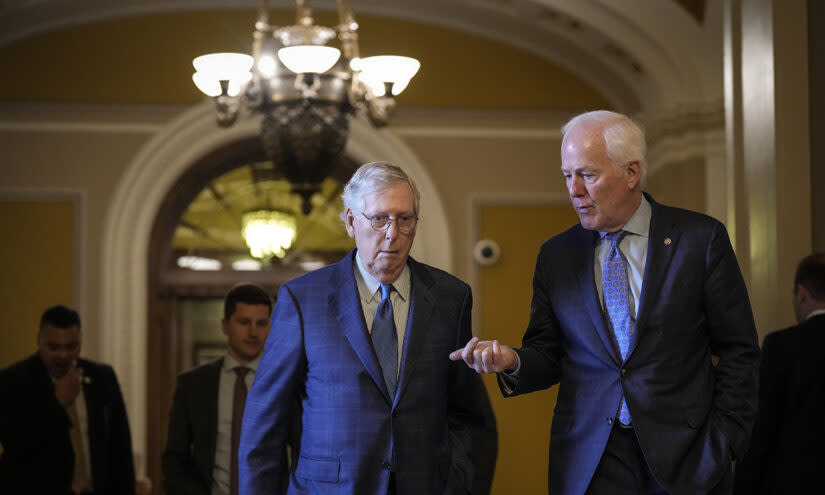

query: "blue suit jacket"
xmin=240 ymin=251 xmax=496 ymax=495
xmin=502 ymin=195 xmax=760 ymax=495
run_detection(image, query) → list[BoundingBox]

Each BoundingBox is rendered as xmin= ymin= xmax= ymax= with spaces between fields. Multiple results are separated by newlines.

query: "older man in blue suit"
xmin=451 ymin=110 xmax=760 ymax=495
xmin=240 ymin=161 xmax=496 ymax=495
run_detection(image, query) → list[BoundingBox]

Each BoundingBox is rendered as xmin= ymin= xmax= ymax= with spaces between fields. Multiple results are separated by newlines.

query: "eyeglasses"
xmin=361 ymin=212 xmax=418 ymax=234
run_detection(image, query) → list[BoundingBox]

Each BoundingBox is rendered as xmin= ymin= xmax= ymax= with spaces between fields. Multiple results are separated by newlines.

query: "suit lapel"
xmin=204 ymin=359 xmax=222 ymax=473
xmin=331 ymin=252 xmax=390 ymax=401
xmin=395 ymin=259 xmax=433 ymax=405
xmin=633 ymin=199 xmax=678 ymax=347
xmin=80 ymin=361 xmax=103 ymax=484
xmin=575 ymin=227 xmax=622 ymax=365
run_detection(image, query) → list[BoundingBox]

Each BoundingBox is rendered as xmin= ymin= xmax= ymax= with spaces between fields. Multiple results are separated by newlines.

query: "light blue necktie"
xmin=603 ymin=230 xmax=634 ymax=425
xmin=372 ymin=283 xmax=398 ymax=397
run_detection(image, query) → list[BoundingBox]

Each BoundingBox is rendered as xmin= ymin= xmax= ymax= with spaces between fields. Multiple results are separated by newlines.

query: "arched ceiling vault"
xmin=1 ymin=0 xmax=720 ymax=116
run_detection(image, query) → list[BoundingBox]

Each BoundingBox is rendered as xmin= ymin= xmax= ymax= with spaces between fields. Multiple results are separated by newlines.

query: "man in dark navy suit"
xmin=452 ymin=110 xmax=760 ymax=495
xmin=734 ymin=253 xmax=825 ymax=494
xmin=0 ymin=305 xmax=136 ymax=495
xmin=240 ymin=161 xmax=496 ymax=495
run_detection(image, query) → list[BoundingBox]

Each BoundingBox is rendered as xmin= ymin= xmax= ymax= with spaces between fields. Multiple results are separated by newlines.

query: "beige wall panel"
xmin=479 ymin=203 xmax=580 ymax=494
xmin=0 ymin=129 xmax=153 ymax=358
xmin=0 ymin=200 xmax=74 ymax=368
xmin=402 ymin=135 xmax=568 ymax=280
xmin=645 ymin=159 xmax=707 ymax=213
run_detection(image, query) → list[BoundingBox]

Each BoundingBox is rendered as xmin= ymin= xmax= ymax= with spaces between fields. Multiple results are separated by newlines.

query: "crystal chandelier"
xmin=241 ymin=209 xmax=298 ymax=259
xmin=192 ymin=0 xmax=420 ymax=214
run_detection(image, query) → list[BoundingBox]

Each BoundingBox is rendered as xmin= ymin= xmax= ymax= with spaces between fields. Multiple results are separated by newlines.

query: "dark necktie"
xmin=372 ymin=283 xmax=398 ymax=397
xmin=231 ymin=366 xmax=250 ymax=495
xmin=603 ymin=230 xmax=634 ymax=425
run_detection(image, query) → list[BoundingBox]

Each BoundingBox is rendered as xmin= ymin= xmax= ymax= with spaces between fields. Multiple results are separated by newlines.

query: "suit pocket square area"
xmin=295 ymin=455 xmax=341 ymax=483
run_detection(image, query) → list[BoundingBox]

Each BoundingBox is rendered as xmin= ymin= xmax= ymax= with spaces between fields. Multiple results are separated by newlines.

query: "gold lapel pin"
xmin=664 ymin=237 xmax=672 ymax=245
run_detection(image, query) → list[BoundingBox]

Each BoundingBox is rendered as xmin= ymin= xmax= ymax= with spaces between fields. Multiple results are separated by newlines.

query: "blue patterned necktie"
xmin=372 ymin=283 xmax=398 ymax=397
xmin=603 ymin=230 xmax=634 ymax=425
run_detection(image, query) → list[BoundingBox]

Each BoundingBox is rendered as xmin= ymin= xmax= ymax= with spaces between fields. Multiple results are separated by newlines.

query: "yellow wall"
xmin=0 ymin=200 xmax=75 ymax=368
xmin=0 ymin=10 xmax=608 ymax=110
xmin=479 ymin=202 xmax=580 ymax=494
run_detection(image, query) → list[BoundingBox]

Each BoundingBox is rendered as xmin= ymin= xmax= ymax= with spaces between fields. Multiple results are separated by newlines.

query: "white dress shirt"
xmin=211 ymin=353 xmax=260 ymax=495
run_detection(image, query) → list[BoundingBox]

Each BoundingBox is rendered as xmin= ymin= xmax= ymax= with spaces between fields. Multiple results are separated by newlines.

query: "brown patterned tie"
xmin=66 ymin=402 xmax=90 ymax=494
xmin=231 ymin=366 xmax=250 ymax=495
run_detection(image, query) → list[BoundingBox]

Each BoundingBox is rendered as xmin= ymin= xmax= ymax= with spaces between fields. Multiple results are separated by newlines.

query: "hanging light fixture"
xmin=241 ymin=208 xmax=298 ymax=259
xmin=192 ymin=0 xmax=420 ymax=214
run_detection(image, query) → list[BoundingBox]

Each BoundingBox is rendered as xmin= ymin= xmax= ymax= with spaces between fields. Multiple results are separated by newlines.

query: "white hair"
xmin=561 ymin=110 xmax=647 ymax=186
xmin=340 ymin=161 xmax=420 ymax=221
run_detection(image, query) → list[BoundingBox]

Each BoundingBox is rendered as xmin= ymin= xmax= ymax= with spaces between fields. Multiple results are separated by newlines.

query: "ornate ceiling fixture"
xmin=192 ymin=0 xmax=420 ymax=214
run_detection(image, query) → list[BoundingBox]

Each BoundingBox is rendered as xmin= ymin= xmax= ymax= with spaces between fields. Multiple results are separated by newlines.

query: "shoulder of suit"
xmin=540 ymin=222 xmax=592 ymax=251
xmin=178 ymin=357 xmax=223 ymax=381
xmin=282 ymin=257 xmax=343 ymax=291
xmin=77 ymin=358 xmax=120 ymax=384
xmin=651 ymin=200 xmax=724 ymax=230
xmin=408 ymin=258 xmax=470 ymax=292
xmin=0 ymin=353 xmax=42 ymax=379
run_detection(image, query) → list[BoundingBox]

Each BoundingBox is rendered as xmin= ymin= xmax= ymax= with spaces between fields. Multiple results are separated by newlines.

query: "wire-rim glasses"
xmin=361 ymin=212 xmax=418 ymax=234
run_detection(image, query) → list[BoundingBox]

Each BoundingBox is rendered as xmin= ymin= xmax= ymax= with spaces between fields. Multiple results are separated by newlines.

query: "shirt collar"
xmin=354 ymin=250 xmax=411 ymax=303
xmin=222 ymin=352 xmax=261 ymax=373
xmin=599 ymin=194 xmax=651 ymax=240
xmin=806 ymin=308 xmax=825 ymax=320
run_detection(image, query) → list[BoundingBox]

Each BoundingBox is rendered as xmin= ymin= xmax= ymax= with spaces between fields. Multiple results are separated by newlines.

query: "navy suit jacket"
xmin=502 ymin=195 xmax=759 ymax=495
xmin=239 ymin=251 xmax=496 ymax=495
xmin=0 ymin=354 xmax=136 ymax=495
xmin=733 ymin=313 xmax=825 ymax=494
xmin=162 ymin=358 xmax=223 ymax=495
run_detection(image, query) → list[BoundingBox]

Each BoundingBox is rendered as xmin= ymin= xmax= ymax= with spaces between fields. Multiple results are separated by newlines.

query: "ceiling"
xmin=0 ymin=0 xmax=718 ymax=114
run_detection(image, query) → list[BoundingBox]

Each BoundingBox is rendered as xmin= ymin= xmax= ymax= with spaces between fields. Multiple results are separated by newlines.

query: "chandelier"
xmin=192 ymin=0 xmax=420 ymax=214
xmin=241 ymin=209 xmax=298 ymax=259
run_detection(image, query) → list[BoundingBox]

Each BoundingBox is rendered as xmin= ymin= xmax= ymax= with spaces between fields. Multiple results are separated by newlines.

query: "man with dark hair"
xmin=0 ymin=304 xmax=136 ymax=494
xmin=734 ymin=253 xmax=825 ymax=494
xmin=164 ymin=283 xmax=292 ymax=495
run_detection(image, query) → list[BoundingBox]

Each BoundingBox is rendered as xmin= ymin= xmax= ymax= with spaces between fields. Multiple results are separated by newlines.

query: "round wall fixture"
xmin=473 ymin=239 xmax=501 ymax=266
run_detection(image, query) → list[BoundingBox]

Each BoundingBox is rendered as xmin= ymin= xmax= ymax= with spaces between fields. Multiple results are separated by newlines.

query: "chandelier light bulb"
xmin=278 ymin=45 xmax=341 ymax=74
xmin=358 ymin=55 xmax=420 ymax=96
xmin=242 ymin=209 xmax=298 ymax=259
xmin=191 ymin=52 xmax=254 ymax=96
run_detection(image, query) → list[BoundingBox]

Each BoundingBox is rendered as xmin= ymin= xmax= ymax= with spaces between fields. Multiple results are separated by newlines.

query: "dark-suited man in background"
xmin=0 ymin=305 xmax=136 ymax=495
xmin=734 ymin=253 xmax=825 ymax=494
xmin=163 ymin=283 xmax=294 ymax=495
xmin=451 ymin=110 xmax=760 ymax=495
xmin=239 ymin=161 xmax=497 ymax=495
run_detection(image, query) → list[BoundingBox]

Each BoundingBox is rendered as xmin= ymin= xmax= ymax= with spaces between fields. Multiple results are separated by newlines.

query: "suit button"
xmin=382 ymin=461 xmax=391 ymax=470
xmin=607 ymin=417 xmax=614 ymax=425
xmin=620 ymin=368 xmax=627 ymax=376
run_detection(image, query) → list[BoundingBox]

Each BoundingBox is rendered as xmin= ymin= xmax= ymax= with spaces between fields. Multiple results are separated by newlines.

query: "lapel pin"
xmin=664 ymin=237 xmax=672 ymax=246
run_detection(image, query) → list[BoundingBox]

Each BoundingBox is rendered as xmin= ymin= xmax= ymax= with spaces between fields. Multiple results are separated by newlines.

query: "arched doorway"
xmin=99 ymin=101 xmax=452 ymax=481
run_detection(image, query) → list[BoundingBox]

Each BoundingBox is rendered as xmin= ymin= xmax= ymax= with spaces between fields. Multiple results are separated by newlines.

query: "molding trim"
xmin=0 ymin=121 xmax=163 ymax=134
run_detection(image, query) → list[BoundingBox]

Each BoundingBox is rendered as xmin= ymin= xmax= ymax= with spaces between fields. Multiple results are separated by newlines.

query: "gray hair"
xmin=561 ymin=110 xmax=647 ymax=186
xmin=340 ymin=161 xmax=421 ymax=221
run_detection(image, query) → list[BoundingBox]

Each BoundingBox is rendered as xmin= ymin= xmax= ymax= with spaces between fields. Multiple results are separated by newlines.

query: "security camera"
xmin=473 ymin=239 xmax=501 ymax=266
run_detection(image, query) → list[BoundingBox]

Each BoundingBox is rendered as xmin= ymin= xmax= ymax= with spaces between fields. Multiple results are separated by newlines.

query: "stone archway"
xmin=99 ymin=100 xmax=452 ymax=471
